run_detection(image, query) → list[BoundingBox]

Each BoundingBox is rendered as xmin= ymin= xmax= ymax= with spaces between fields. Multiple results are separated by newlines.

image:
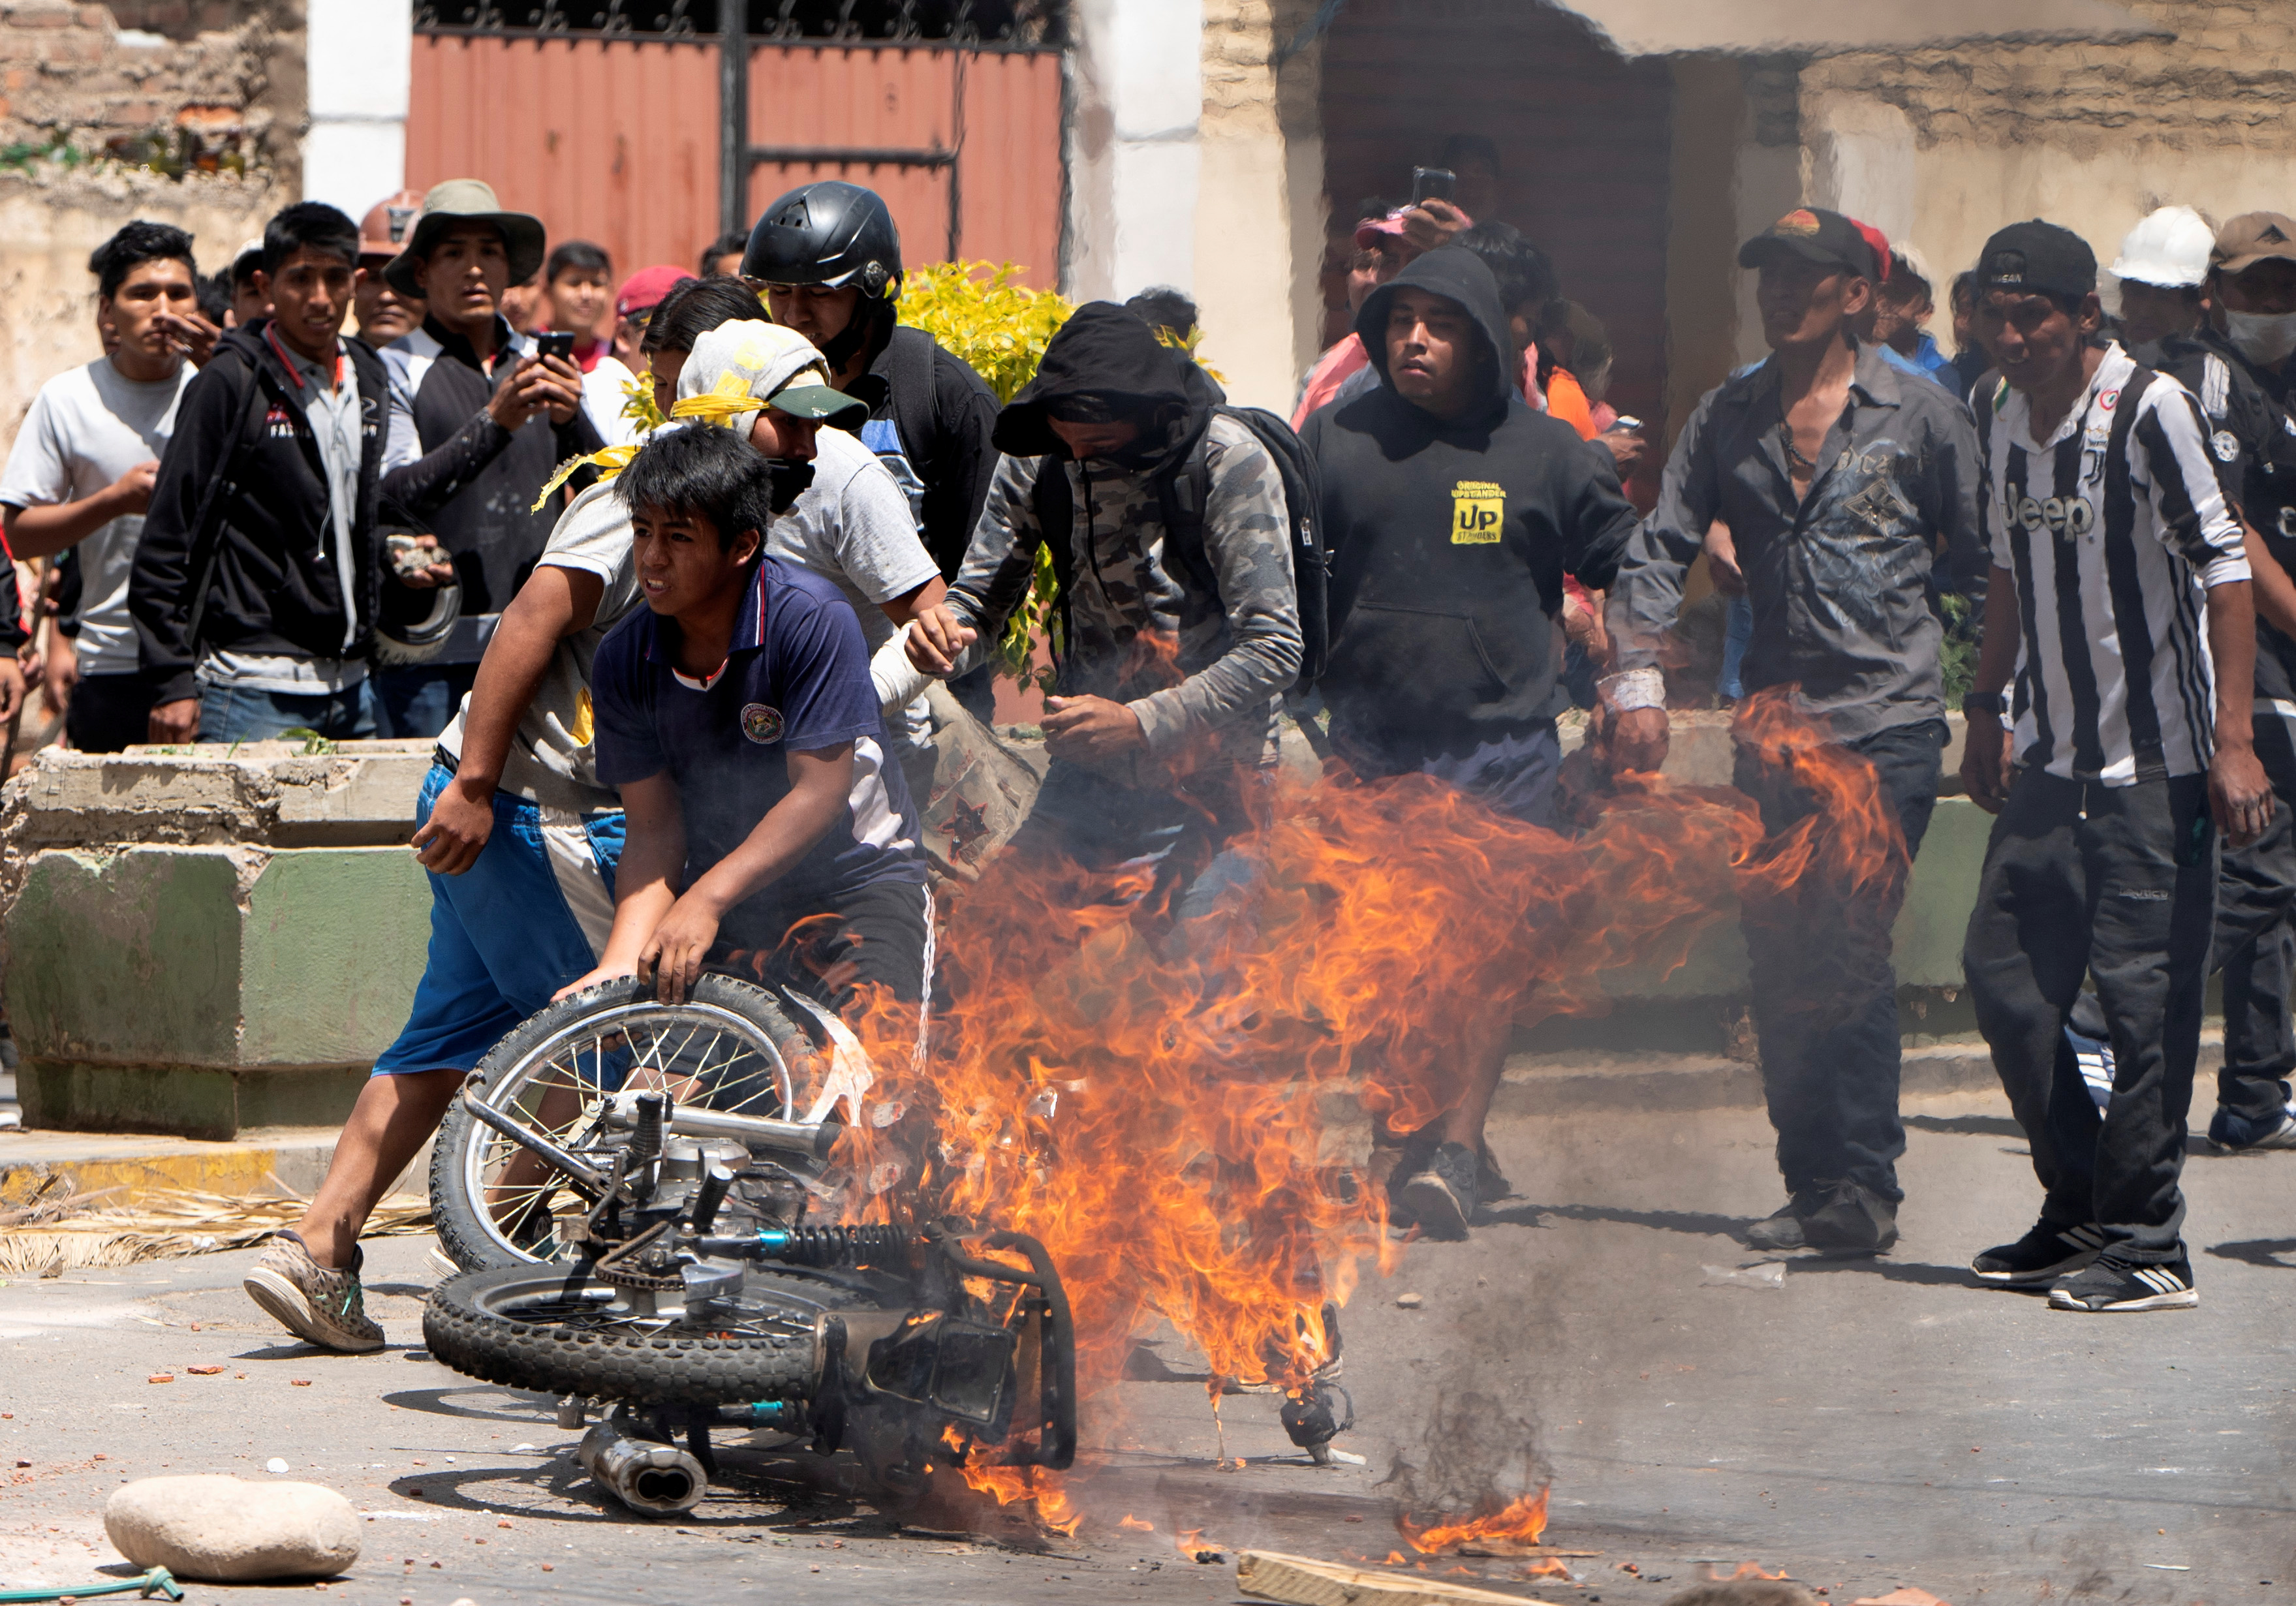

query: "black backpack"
xmin=1027 ymin=405 xmax=1329 ymax=687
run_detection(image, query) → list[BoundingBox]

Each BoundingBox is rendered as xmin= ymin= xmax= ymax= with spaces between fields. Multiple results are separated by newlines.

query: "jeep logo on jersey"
xmin=741 ymin=703 xmax=784 ymax=745
xmin=1450 ymin=480 xmax=1504 ymax=544
xmin=2018 ymin=495 xmax=2096 ymax=541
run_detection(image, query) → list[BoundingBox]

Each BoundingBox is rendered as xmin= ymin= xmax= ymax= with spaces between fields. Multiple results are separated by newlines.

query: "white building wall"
xmin=1063 ymin=0 xmax=1205 ymax=304
xmin=303 ymin=0 xmax=413 ymax=219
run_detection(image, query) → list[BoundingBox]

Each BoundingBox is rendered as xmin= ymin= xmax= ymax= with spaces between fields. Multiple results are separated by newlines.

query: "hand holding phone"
xmin=534 ymin=330 xmax=576 ymax=362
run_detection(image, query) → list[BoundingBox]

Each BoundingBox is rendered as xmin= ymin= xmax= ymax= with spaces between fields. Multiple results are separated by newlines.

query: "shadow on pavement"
xmin=384 ymin=1383 xmax=561 ymax=1425
xmin=1482 ymin=1200 xmax=1757 ymax=1237
xmin=2204 ymin=1237 xmax=2296 ymax=1268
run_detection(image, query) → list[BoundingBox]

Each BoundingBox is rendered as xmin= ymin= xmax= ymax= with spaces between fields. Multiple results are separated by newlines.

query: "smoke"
xmin=1379 ymin=1386 xmax=1549 ymax=1520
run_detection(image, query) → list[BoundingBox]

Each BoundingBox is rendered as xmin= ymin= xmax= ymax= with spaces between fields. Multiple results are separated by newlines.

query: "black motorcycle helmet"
xmin=741 ymin=180 xmax=903 ymax=302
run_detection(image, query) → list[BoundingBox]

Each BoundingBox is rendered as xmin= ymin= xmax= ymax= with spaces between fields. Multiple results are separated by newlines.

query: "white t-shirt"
xmin=0 ymin=357 xmax=190 ymax=675
xmin=767 ymin=426 xmax=939 ymax=743
xmin=439 ymin=477 xmax=642 ymax=813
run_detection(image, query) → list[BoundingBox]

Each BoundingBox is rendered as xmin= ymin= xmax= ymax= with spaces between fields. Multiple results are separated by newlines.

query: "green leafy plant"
xmin=899 ymin=262 xmax=1077 ymax=681
xmin=1940 ymin=593 xmax=1979 ymax=709
xmin=899 ymin=261 xmax=1074 ymax=405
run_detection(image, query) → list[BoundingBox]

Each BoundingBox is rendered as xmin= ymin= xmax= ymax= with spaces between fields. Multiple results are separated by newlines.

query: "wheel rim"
xmin=457 ymin=1000 xmax=800 ymax=1266
xmin=467 ymin=1268 xmax=832 ymax=1343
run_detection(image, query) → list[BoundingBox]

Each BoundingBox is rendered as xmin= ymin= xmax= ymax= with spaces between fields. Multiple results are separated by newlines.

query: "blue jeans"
xmin=373 ymin=662 xmax=479 ymax=741
xmin=1735 ymin=720 xmax=1946 ymax=1201
xmin=373 ymin=762 xmax=626 ymax=1075
xmin=1721 ymin=593 xmax=1754 ymax=702
xmin=197 ymin=677 xmax=380 ymax=744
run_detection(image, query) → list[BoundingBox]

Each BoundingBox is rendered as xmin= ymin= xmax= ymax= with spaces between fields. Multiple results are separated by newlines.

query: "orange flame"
xmin=957 ymin=1462 xmax=1082 ymax=1537
xmin=1384 ymin=1551 xmax=1408 ymax=1566
xmin=827 ymin=690 xmax=1889 ymax=1526
xmin=1528 ymin=1558 xmax=1574 ymax=1578
xmin=1119 ymin=1514 xmax=1155 ymax=1533
xmin=1727 ymin=1563 xmax=1792 ymax=1581
xmin=1175 ymin=1528 xmax=1222 ymax=1560
xmin=1401 ymin=1488 xmax=1550 ymax=1554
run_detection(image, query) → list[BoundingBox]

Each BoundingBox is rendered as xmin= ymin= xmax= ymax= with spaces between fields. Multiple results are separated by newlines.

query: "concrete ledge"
xmin=0 ymin=1124 xmax=425 ymax=1210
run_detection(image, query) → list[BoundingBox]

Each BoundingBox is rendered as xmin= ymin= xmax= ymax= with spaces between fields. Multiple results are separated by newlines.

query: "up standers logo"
xmin=1450 ymin=480 xmax=1505 ymax=545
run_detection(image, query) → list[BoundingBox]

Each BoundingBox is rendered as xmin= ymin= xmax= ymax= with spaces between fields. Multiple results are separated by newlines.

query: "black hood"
xmin=993 ymin=301 xmax=1222 ymax=472
xmin=1354 ymin=245 xmax=1516 ymax=419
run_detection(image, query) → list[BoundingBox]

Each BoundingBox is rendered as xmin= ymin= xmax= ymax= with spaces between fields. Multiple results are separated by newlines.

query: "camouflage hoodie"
xmin=943 ymin=302 xmax=1301 ymax=788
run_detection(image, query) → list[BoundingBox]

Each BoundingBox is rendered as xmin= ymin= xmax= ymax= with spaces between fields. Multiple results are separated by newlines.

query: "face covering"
xmin=767 ymin=459 xmax=816 ymax=514
xmin=2227 ymin=307 xmax=2296 ymax=367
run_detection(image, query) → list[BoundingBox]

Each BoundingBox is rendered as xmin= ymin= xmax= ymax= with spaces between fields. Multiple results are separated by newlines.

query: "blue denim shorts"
xmin=371 ymin=763 xmax=625 ymax=1076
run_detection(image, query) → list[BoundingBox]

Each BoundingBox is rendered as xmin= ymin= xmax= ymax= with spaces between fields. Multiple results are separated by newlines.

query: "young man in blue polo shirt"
xmin=574 ymin=425 xmax=930 ymax=1009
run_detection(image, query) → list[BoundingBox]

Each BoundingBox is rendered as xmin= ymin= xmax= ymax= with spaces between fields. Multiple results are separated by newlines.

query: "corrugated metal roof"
xmin=1555 ymin=0 xmax=2168 ymax=57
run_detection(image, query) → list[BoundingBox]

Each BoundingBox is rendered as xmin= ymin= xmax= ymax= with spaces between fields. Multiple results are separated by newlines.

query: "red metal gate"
xmin=407 ymin=34 xmax=1065 ymax=287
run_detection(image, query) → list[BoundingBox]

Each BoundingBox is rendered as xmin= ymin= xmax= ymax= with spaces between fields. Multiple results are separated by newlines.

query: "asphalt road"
xmin=3 ymin=1085 xmax=2292 ymax=1604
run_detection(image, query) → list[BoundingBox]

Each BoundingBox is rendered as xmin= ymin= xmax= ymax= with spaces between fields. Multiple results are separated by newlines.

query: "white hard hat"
xmin=2111 ymin=206 xmax=2215 ymax=290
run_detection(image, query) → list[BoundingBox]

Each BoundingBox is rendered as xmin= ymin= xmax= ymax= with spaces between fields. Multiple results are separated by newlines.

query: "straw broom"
xmin=0 ymin=1175 xmax=429 ymax=1278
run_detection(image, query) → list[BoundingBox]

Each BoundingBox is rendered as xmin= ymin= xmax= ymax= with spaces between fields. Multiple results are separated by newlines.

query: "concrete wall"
xmin=1801 ymin=0 xmax=2296 ymax=322
xmin=300 ymin=0 xmax=406 ymax=221
xmin=1062 ymin=0 xmax=1203 ymax=305
xmin=1193 ymin=0 xmax=1325 ymax=414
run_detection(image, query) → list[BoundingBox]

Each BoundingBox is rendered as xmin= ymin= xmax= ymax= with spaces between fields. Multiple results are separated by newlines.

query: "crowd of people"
xmin=3 ymin=155 xmax=2291 ymax=1348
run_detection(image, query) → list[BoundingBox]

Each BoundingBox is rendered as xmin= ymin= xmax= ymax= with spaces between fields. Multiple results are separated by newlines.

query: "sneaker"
xmin=243 ymin=1231 xmax=386 ymax=1353
xmin=1743 ymin=1191 xmax=1822 ymax=1252
xmin=1474 ymin=1146 xmax=1513 ymax=1203
xmin=1972 ymin=1219 xmax=2106 ymax=1286
xmin=2207 ymin=1103 xmax=2296 ymax=1153
xmin=1393 ymin=1141 xmax=1479 ymax=1239
xmin=1801 ymin=1181 xmax=1899 ymax=1254
xmin=2049 ymin=1250 xmax=2198 ymax=1312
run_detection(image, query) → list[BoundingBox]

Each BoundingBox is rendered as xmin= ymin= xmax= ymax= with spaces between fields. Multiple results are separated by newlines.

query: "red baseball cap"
xmin=616 ymin=265 xmax=695 ymax=320
xmin=1851 ymin=219 xmax=1893 ymax=284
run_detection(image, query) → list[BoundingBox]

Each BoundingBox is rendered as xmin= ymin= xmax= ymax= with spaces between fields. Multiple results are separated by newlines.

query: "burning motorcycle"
xmin=420 ymin=974 xmax=1074 ymax=1513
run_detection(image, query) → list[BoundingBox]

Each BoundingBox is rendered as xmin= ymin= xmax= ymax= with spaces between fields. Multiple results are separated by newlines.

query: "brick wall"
xmin=0 ymin=2 xmax=294 ymax=180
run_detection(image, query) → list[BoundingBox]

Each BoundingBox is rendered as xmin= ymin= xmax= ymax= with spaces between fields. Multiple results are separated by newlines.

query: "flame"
xmin=1119 ymin=1514 xmax=1155 ymax=1532
xmin=1402 ymin=1489 xmax=1551 ymax=1554
xmin=824 ymin=689 xmax=1892 ymax=1530
xmin=1175 ymin=1528 xmax=1222 ymax=1560
xmin=1728 ymin=1564 xmax=1792 ymax=1581
xmin=957 ymin=1462 xmax=1082 ymax=1537
xmin=1384 ymin=1551 xmax=1408 ymax=1566
xmin=1528 ymin=1558 xmax=1574 ymax=1578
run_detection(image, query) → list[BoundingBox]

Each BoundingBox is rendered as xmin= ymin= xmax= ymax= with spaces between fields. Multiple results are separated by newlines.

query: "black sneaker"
xmin=1972 ymin=1219 xmax=2105 ymax=1286
xmin=1394 ymin=1141 xmax=1478 ymax=1239
xmin=2207 ymin=1100 xmax=2296 ymax=1153
xmin=1802 ymin=1181 xmax=1899 ymax=1254
xmin=2049 ymin=1250 xmax=2197 ymax=1312
xmin=1475 ymin=1145 xmax=1513 ymax=1203
xmin=1744 ymin=1191 xmax=1822 ymax=1252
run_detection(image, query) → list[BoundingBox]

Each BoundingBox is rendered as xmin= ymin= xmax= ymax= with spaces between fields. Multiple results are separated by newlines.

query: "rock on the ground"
xmin=105 ymin=1475 xmax=360 ymax=1582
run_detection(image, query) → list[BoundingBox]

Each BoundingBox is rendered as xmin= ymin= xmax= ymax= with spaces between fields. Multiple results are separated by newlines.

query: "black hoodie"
xmin=1299 ymin=246 xmax=1638 ymax=758
xmin=131 ymin=324 xmax=389 ymax=705
xmin=992 ymin=300 xmax=1220 ymax=468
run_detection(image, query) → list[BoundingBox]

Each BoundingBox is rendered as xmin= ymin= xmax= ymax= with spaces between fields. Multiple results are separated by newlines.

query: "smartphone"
xmin=1410 ymin=166 xmax=1455 ymax=206
xmin=534 ymin=330 xmax=576 ymax=362
xmin=1607 ymin=415 xmax=1644 ymax=434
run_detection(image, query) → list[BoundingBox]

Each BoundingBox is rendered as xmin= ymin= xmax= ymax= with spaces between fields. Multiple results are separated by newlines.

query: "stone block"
xmin=106 ymin=1475 xmax=360 ymax=1583
xmin=7 ymin=844 xmax=431 ymax=1139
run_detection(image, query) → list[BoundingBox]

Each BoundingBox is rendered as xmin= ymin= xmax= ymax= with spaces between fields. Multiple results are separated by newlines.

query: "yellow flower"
xmin=531 ymin=443 xmax=642 ymax=512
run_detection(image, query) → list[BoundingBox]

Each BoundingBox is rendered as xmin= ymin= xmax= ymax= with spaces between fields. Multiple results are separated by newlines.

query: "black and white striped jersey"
xmin=1982 ymin=343 xmax=2250 ymax=784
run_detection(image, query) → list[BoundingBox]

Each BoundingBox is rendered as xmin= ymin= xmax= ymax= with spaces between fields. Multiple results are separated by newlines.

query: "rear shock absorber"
xmin=748 ymin=1224 xmax=914 ymax=1268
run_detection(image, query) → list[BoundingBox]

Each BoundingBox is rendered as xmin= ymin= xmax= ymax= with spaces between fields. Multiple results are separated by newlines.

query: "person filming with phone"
xmin=375 ymin=180 xmax=606 ymax=739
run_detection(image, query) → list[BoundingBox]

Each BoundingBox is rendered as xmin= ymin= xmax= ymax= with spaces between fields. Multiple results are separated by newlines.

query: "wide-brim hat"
xmin=382 ymin=179 xmax=546 ymax=298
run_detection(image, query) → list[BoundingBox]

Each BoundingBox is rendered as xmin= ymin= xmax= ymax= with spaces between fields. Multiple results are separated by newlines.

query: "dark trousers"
xmin=64 ymin=670 xmax=166 ymax=753
xmin=1963 ymin=768 xmax=2214 ymax=1260
xmin=2212 ymin=713 xmax=2296 ymax=1124
xmin=1733 ymin=720 xmax=1945 ymax=1202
